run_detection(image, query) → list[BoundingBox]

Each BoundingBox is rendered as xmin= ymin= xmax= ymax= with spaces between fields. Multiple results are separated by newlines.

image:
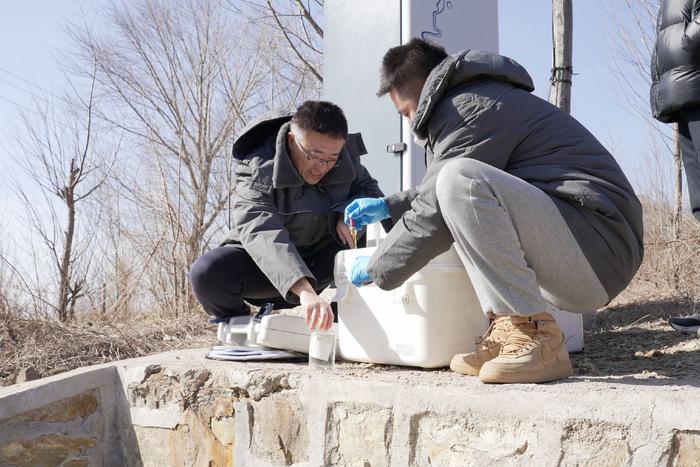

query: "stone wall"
xmin=122 ymin=365 xmax=236 ymax=466
xmin=1 ymin=349 xmax=699 ymax=466
xmin=0 ymin=367 xmax=128 ymax=466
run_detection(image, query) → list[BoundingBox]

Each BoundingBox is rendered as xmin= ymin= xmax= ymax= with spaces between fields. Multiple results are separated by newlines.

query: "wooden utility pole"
xmin=549 ymin=0 xmax=573 ymax=113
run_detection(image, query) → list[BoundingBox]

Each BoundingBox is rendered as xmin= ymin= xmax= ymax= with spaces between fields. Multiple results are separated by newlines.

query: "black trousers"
xmin=678 ymin=107 xmax=700 ymax=222
xmin=188 ymin=242 xmax=343 ymax=320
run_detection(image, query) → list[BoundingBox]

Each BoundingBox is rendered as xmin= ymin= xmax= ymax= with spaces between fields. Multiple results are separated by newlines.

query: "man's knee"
xmin=435 ymin=160 xmax=459 ymax=208
xmin=188 ymin=256 xmax=209 ymax=298
xmin=436 ymin=158 xmax=495 ymax=210
xmin=188 ymin=249 xmax=229 ymax=298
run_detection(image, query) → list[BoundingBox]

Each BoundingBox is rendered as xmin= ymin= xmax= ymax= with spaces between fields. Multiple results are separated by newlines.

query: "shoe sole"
xmin=449 ymin=360 xmax=481 ymax=376
xmin=669 ymin=322 xmax=700 ymax=334
xmin=479 ymin=360 xmax=573 ymax=384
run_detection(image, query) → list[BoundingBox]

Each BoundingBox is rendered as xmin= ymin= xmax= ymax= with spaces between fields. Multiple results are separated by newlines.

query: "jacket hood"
xmin=232 ymin=110 xmax=292 ymax=160
xmin=412 ymin=49 xmax=535 ymax=138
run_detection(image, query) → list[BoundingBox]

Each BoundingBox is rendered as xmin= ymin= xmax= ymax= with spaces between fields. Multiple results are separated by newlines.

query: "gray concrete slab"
xmin=2 ymin=348 xmax=699 ymax=466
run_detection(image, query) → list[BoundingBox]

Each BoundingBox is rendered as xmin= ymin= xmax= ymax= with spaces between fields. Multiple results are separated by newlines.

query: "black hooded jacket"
xmin=651 ymin=0 xmax=700 ymax=122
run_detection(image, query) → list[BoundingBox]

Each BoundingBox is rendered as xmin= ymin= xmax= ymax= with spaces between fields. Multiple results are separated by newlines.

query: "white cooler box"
xmin=334 ymin=246 xmax=488 ymax=368
xmin=334 ymin=246 xmax=583 ymax=369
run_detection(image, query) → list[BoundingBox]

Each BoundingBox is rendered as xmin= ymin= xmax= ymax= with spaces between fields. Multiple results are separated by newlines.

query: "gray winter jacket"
xmin=223 ymin=112 xmax=383 ymax=302
xmin=651 ymin=0 xmax=700 ymax=123
xmin=368 ymin=50 xmax=644 ymax=302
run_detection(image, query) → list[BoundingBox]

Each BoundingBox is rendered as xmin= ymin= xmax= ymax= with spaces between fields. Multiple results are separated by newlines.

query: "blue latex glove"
xmin=344 ymin=198 xmax=390 ymax=229
xmin=350 ymin=256 xmax=373 ymax=286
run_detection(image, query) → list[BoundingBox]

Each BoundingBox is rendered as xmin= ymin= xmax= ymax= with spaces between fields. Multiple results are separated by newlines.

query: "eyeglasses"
xmin=295 ymin=138 xmax=341 ymax=168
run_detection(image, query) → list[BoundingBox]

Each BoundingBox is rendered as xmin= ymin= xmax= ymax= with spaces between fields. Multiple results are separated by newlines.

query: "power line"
xmin=0 ymin=92 xmax=83 ymax=133
xmin=0 ymin=66 xmax=79 ymax=117
xmin=0 ymin=67 xmax=89 ymax=130
xmin=0 ymin=75 xmax=36 ymax=97
xmin=0 ymin=65 xmax=69 ymax=104
xmin=0 ymin=93 xmax=34 ymax=115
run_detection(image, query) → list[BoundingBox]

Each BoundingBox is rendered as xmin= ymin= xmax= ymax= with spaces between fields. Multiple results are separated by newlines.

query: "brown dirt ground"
xmin=573 ymin=282 xmax=700 ymax=380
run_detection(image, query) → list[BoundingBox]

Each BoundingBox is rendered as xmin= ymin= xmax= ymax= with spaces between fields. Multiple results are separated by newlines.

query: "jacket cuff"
xmin=281 ymin=273 xmax=318 ymax=304
xmin=367 ymin=254 xmax=398 ymax=291
xmin=384 ymin=188 xmax=418 ymax=220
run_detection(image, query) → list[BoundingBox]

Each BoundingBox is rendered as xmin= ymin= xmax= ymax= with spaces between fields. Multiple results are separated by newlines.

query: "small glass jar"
xmin=308 ymin=330 xmax=336 ymax=369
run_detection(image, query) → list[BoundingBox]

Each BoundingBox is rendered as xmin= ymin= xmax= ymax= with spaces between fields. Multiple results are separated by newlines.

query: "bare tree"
xmin=674 ymin=126 xmax=683 ymax=238
xmin=0 ymin=229 xmax=17 ymax=321
xmin=549 ymin=0 xmax=573 ymax=112
xmin=233 ymin=0 xmax=323 ymax=86
xmin=69 ymin=0 xmax=306 ymax=316
xmin=607 ymin=0 xmax=691 ymax=291
xmin=606 ymin=0 xmax=679 ymax=206
xmin=12 ymin=71 xmax=113 ymax=321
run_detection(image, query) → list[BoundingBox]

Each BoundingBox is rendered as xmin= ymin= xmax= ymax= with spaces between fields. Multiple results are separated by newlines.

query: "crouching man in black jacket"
xmin=189 ymin=101 xmax=383 ymax=331
xmin=346 ymin=39 xmax=644 ymax=384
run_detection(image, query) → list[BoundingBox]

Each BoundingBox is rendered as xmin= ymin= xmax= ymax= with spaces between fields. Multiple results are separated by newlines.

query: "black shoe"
xmin=668 ymin=315 xmax=700 ymax=334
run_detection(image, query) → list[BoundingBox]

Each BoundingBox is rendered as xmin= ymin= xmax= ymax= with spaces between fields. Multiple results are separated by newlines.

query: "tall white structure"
xmin=323 ymin=0 xmax=499 ymax=193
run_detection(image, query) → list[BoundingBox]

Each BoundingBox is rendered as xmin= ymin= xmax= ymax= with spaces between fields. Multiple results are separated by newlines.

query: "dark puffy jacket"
xmin=651 ymin=0 xmax=700 ymax=122
xmin=368 ymin=50 xmax=644 ymax=302
xmin=222 ymin=111 xmax=383 ymax=302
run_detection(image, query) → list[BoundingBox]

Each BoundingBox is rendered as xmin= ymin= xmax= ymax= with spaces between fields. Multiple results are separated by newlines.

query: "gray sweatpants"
xmin=435 ymin=158 xmax=609 ymax=316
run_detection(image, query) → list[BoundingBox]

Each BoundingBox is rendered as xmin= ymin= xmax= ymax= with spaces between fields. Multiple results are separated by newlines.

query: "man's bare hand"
xmin=336 ymin=218 xmax=354 ymax=247
xmin=300 ymin=290 xmax=333 ymax=331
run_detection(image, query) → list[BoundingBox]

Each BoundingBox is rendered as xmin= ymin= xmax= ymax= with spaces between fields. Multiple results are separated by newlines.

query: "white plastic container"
xmin=252 ymin=315 xmax=339 ymax=354
xmin=218 ymin=313 xmax=340 ymax=354
xmin=334 ymin=245 xmax=585 ymax=367
xmin=334 ymin=246 xmax=489 ymax=368
xmin=256 ymin=314 xmax=312 ymax=353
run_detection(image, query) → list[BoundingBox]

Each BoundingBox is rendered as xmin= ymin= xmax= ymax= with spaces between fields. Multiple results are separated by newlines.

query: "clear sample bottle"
xmin=308 ymin=330 xmax=336 ymax=369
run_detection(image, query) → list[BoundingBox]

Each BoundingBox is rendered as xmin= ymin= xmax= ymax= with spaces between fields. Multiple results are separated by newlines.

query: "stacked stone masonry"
xmin=0 ymin=348 xmax=698 ymax=466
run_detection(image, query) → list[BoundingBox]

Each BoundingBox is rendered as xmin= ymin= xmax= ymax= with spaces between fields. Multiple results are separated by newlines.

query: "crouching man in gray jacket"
xmin=190 ymin=101 xmax=383 ymax=331
xmin=345 ymin=39 xmax=644 ymax=384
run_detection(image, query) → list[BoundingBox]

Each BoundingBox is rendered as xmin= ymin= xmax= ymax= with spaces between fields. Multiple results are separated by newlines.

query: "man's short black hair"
xmin=290 ymin=100 xmax=348 ymax=140
xmin=377 ymin=38 xmax=448 ymax=97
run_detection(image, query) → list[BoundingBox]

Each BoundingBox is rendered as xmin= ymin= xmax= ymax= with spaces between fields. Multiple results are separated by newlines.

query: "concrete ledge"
xmin=1 ymin=348 xmax=699 ymax=466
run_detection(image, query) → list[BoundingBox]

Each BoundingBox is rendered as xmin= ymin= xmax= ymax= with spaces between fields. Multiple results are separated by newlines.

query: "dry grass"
xmin=0 ymin=310 xmax=215 ymax=387
xmin=632 ymin=198 xmax=700 ymax=297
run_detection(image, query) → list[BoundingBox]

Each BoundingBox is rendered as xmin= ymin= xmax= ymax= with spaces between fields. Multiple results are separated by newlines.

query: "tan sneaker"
xmin=450 ymin=318 xmax=510 ymax=376
xmin=478 ymin=312 xmax=573 ymax=384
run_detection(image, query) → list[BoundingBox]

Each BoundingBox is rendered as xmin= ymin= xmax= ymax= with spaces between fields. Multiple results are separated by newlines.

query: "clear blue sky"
xmin=0 ymin=1 xmax=103 ymax=114
xmin=0 ymin=1 xmax=107 ymax=223
xmin=0 ymin=1 xmax=661 ymax=198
